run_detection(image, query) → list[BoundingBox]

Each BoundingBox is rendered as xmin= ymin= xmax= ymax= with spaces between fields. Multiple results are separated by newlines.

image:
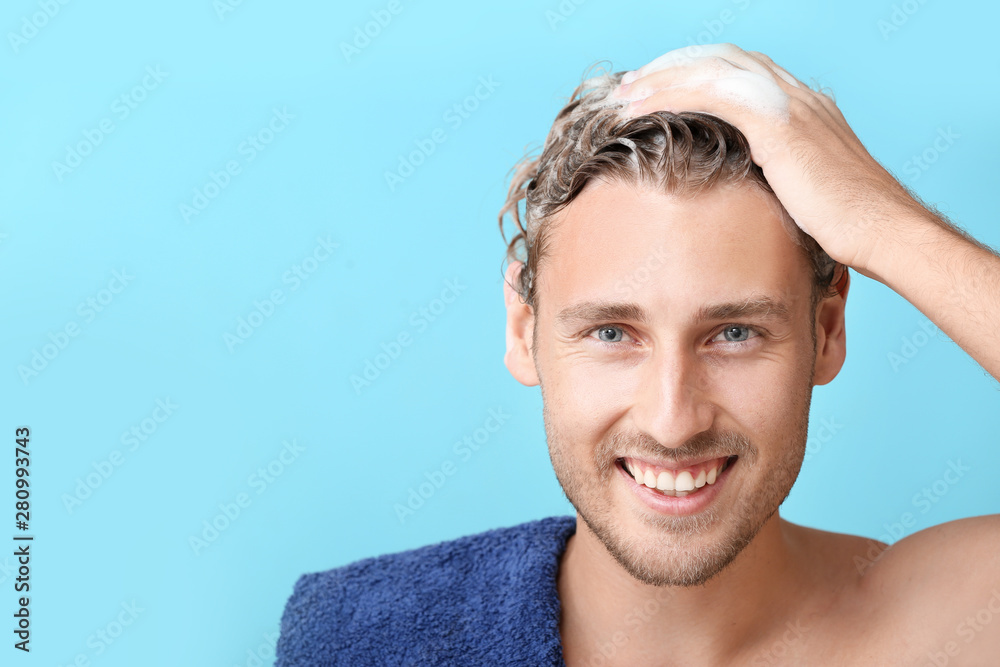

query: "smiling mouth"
xmin=616 ymin=456 xmax=737 ymax=498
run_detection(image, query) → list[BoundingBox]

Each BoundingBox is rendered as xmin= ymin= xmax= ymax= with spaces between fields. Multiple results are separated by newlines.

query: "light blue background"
xmin=2 ymin=0 xmax=998 ymax=664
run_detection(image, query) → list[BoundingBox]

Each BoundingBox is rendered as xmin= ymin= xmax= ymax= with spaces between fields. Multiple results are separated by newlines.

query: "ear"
xmin=812 ymin=265 xmax=849 ymax=386
xmin=503 ymin=261 xmax=540 ymax=387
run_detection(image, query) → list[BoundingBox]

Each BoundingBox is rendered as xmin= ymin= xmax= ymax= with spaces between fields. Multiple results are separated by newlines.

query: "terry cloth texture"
xmin=276 ymin=515 xmax=577 ymax=666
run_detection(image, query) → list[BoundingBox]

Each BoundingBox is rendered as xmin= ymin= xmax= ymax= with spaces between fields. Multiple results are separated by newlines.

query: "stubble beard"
xmin=542 ymin=382 xmax=813 ymax=588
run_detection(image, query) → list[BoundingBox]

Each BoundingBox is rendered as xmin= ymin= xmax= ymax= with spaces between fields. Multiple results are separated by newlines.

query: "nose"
xmin=629 ymin=344 xmax=715 ymax=450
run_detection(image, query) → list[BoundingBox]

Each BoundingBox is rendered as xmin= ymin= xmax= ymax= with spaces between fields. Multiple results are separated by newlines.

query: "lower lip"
xmin=616 ymin=457 xmax=737 ymax=516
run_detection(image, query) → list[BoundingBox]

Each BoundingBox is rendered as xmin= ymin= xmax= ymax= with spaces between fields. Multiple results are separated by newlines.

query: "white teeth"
xmin=675 ymin=471 xmax=696 ymax=492
xmin=624 ymin=459 xmax=729 ymax=496
xmin=631 ymin=465 xmax=644 ymax=485
xmin=656 ymin=471 xmax=675 ymax=491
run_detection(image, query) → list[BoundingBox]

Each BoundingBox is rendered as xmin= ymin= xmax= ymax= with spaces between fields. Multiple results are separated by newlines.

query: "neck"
xmin=557 ymin=511 xmax=809 ymax=666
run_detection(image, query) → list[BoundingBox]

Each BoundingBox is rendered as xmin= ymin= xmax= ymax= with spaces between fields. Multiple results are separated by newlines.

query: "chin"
xmin=553 ymin=438 xmax=802 ymax=588
xmin=578 ymin=501 xmax=779 ymax=587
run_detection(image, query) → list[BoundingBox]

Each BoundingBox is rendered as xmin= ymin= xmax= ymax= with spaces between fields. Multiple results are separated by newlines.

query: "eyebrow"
xmin=555 ymin=295 xmax=792 ymax=328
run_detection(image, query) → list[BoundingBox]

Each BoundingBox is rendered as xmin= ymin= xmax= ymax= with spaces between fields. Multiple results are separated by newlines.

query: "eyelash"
xmin=585 ymin=324 xmax=765 ymax=348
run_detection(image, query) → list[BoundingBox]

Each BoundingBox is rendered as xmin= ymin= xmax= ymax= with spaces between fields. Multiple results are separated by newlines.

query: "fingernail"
xmin=621 ymin=70 xmax=637 ymax=85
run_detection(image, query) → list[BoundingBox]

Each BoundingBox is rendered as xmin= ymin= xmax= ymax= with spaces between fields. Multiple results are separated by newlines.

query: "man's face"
xmin=526 ymin=179 xmax=821 ymax=587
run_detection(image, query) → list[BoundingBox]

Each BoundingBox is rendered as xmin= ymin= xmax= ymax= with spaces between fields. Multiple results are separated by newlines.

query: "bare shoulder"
xmin=862 ymin=514 xmax=1000 ymax=603
xmin=787 ymin=514 xmax=1000 ymax=590
xmin=853 ymin=516 xmax=1000 ymax=663
xmin=781 ymin=517 xmax=1000 ymax=664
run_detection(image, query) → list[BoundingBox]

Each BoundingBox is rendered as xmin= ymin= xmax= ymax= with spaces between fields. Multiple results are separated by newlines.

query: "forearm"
xmin=866 ymin=208 xmax=1000 ymax=382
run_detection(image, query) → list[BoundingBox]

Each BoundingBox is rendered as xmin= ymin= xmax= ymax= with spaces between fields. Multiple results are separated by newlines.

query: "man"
xmin=276 ymin=44 xmax=999 ymax=665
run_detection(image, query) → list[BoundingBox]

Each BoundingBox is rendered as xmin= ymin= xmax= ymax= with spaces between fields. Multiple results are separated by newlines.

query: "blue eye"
xmin=715 ymin=325 xmax=759 ymax=343
xmin=596 ymin=326 xmax=625 ymax=343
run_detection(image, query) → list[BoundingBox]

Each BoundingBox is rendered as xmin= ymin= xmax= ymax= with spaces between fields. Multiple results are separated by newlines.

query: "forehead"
xmin=536 ymin=179 xmax=812 ymax=317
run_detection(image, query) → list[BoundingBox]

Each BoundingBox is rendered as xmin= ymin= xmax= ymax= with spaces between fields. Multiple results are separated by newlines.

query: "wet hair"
xmin=498 ymin=62 xmax=840 ymax=312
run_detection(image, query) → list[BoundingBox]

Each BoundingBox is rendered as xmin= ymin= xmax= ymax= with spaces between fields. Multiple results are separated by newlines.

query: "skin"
xmin=502 ymin=44 xmax=1000 ymax=666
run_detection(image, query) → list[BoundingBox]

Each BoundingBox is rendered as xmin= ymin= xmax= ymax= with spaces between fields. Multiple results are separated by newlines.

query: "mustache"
xmin=601 ymin=428 xmax=757 ymax=465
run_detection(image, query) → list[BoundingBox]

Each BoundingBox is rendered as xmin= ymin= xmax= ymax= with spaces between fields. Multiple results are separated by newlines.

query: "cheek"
xmin=545 ymin=356 xmax=636 ymax=430
xmin=708 ymin=354 xmax=808 ymax=432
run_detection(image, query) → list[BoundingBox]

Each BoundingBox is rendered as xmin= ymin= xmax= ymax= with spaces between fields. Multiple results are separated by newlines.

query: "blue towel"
xmin=276 ymin=515 xmax=577 ymax=666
